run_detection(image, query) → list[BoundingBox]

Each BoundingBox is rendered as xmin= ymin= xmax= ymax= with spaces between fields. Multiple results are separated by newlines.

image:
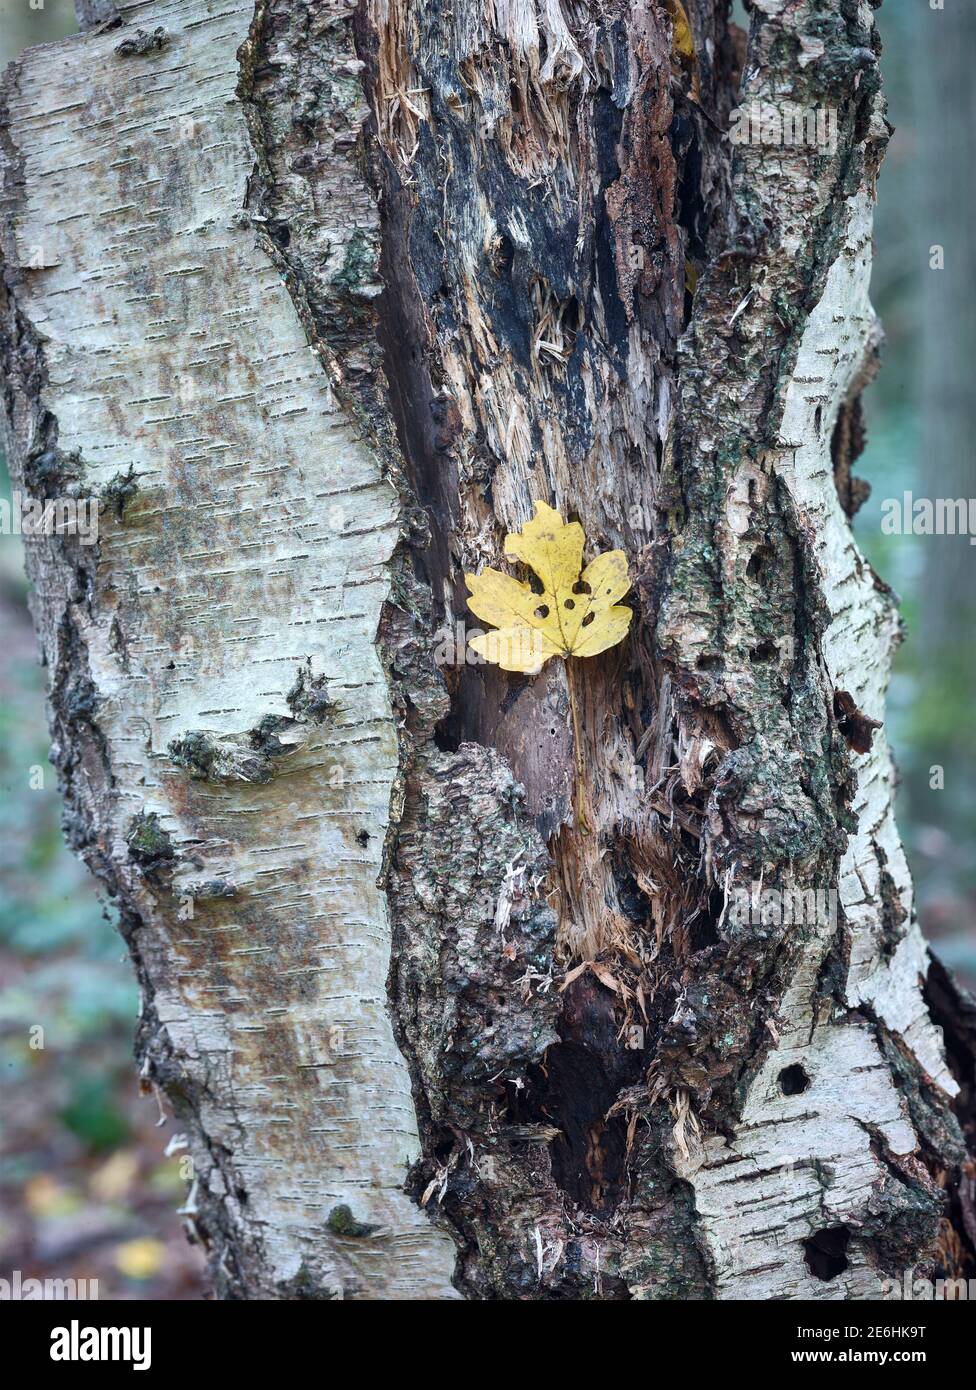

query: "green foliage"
xmin=59 ymin=1075 xmax=131 ymax=1153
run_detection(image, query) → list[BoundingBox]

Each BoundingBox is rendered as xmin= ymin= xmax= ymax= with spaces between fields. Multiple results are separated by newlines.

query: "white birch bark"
xmin=682 ymin=199 xmax=959 ymax=1300
xmin=1 ymin=0 xmax=457 ymax=1299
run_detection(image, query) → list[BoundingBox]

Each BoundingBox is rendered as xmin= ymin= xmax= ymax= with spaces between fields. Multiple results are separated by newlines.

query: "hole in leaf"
xmin=581 ymin=612 xmax=595 ymax=628
xmin=534 ymin=604 xmax=550 ymax=620
xmin=564 ymin=598 xmax=575 ymax=609
xmin=779 ymin=1063 xmax=810 ymax=1095
xmin=802 ymin=1225 xmax=850 ymax=1281
xmin=572 ymin=580 xmax=592 ymax=595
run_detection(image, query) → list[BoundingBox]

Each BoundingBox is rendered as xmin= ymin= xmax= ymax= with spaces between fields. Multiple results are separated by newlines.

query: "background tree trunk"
xmin=1 ymin=0 xmax=972 ymax=1299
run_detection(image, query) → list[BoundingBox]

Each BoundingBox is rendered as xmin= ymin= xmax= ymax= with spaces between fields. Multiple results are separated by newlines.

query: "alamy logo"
xmin=0 ymin=490 xmax=98 ymax=545
xmin=881 ymin=1268 xmax=976 ymax=1301
xmin=880 ymin=492 xmax=976 ymax=543
xmin=0 ymin=1270 xmax=98 ymax=1300
xmin=432 ymin=619 xmax=547 ymax=669
xmin=50 ymin=1320 xmax=151 ymax=1371
xmin=727 ymin=883 xmax=838 ymax=930
xmin=728 ymin=100 xmax=837 ymax=153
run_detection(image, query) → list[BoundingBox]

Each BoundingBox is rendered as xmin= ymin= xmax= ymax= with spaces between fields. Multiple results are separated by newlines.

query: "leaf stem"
xmin=567 ymin=659 xmax=590 ymax=834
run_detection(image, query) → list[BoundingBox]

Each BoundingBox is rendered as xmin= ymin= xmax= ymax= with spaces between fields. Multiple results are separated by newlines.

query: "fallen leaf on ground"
xmin=113 ymin=1237 xmax=165 ymax=1280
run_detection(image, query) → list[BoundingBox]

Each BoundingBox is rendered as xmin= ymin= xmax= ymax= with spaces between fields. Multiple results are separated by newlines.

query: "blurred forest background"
xmin=1 ymin=0 xmax=973 ymax=1300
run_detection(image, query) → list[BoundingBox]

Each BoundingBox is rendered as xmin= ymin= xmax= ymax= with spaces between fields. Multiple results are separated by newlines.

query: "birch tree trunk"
xmin=1 ymin=0 xmax=973 ymax=1300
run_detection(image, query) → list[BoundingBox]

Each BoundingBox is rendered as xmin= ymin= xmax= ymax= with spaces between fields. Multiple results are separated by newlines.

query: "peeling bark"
xmin=1 ymin=0 xmax=973 ymax=1299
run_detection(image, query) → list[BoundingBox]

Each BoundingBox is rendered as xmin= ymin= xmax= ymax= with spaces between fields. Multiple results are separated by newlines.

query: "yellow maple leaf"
xmin=464 ymin=501 xmax=632 ymax=675
xmin=464 ymin=502 xmax=632 ymax=833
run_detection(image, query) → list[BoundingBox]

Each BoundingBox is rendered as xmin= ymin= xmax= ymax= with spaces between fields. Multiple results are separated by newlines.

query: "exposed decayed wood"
xmin=0 ymin=0 xmax=972 ymax=1299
